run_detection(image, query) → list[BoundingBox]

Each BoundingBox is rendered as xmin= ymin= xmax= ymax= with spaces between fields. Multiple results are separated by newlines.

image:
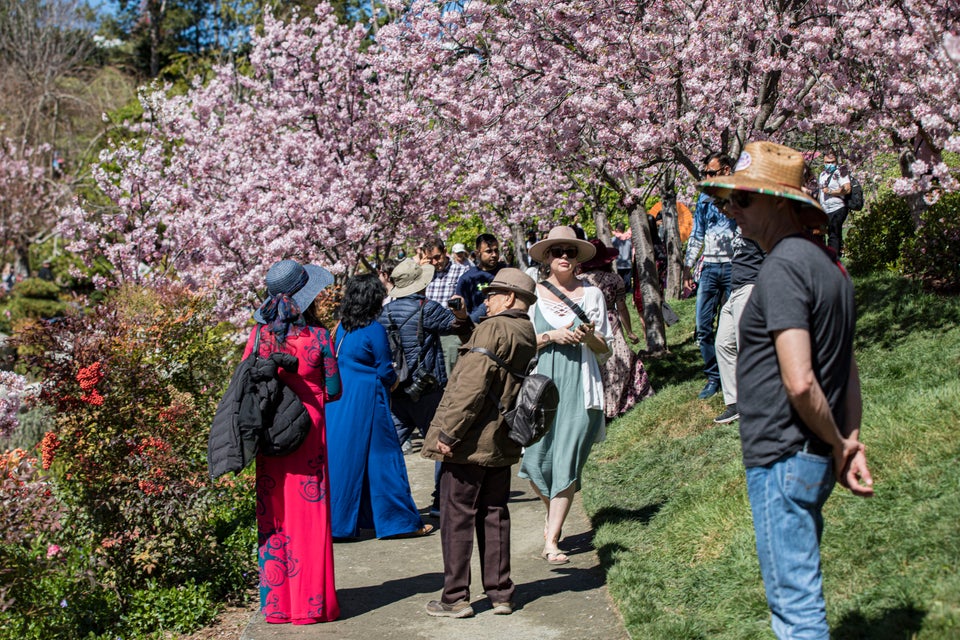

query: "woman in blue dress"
xmin=326 ymin=273 xmax=433 ymax=539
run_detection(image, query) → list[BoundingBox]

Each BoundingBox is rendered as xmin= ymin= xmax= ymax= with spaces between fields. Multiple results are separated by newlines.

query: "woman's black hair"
xmin=339 ymin=273 xmax=386 ymax=332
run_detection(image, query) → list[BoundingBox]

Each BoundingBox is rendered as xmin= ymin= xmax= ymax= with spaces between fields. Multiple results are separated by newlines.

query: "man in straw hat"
xmin=421 ymin=269 xmax=539 ymax=618
xmin=700 ymin=141 xmax=874 ymax=639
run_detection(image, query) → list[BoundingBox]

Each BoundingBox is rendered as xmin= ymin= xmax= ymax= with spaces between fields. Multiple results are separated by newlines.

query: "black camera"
xmin=448 ymin=297 xmax=463 ymax=311
xmin=405 ymin=371 xmax=438 ymax=402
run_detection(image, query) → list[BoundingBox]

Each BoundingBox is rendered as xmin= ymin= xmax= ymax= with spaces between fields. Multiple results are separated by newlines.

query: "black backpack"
xmin=846 ymin=174 xmax=864 ymax=211
xmin=386 ymin=306 xmax=414 ymax=384
xmin=470 ymin=347 xmax=559 ymax=447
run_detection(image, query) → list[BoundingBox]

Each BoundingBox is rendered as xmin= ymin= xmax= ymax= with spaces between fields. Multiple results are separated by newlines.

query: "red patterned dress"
xmin=245 ymin=324 xmax=341 ymax=624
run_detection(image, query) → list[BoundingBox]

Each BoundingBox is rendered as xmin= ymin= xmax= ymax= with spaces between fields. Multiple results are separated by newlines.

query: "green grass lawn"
xmin=582 ymin=270 xmax=960 ymax=639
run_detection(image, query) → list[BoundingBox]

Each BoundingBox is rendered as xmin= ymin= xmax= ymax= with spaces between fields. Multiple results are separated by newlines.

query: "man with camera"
xmin=379 ymin=258 xmax=469 ymax=453
xmin=422 ymin=236 xmax=471 ymax=377
xmin=421 ymin=268 xmax=538 ymax=618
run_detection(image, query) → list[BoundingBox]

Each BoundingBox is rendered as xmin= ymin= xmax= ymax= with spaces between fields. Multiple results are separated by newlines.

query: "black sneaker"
xmin=426 ymin=599 xmax=475 ymax=618
xmin=714 ymin=404 xmax=740 ymax=424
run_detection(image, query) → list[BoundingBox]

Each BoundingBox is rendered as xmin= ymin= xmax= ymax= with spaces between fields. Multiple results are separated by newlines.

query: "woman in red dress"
xmin=248 ymin=260 xmax=341 ymax=624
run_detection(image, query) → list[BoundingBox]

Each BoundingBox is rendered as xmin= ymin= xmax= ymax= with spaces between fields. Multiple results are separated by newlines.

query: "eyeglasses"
xmin=485 ymin=289 xmax=505 ymax=299
xmin=548 ymin=246 xmax=579 ymax=260
xmin=703 ymin=169 xmax=723 ymax=177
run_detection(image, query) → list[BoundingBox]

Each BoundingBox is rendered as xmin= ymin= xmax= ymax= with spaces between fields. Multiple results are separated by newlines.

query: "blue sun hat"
xmin=254 ymin=260 xmax=335 ymax=324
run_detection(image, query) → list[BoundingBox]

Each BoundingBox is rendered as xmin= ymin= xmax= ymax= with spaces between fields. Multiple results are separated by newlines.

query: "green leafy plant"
xmin=901 ymin=192 xmax=960 ymax=294
xmin=845 ymin=189 xmax=914 ymax=274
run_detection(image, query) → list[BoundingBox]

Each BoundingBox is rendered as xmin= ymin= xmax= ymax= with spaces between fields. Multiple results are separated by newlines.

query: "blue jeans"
xmin=746 ymin=451 xmax=836 ymax=640
xmin=694 ymin=261 xmax=731 ymax=383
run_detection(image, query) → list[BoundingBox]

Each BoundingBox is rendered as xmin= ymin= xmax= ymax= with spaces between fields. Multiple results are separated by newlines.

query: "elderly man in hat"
xmin=421 ymin=268 xmax=539 ymax=618
xmin=700 ymin=141 xmax=874 ymax=639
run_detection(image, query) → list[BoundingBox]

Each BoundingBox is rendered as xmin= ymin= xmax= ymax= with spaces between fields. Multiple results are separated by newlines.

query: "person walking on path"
xmin=684 ymin=152 xmax=737 ymax=400
xmin=249 ymin=260 xmax=341 ymax=624
xmin=713 ymin=229 xmax=765 ymax=424
xmin=700 ymin=141 xmax=873 ymax=639
xmin=420 ymin=268 xmax=539 ymax=618
xmin=519 ymin=226 xmax=612 ymax=566
xmin=326 ymin=273 xmax=433 ymax=540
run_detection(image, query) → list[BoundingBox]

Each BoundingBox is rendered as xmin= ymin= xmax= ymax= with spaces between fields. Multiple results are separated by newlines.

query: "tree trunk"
xmin=594 ymin=207 xmax=611 ymax=245
xmin=627 ymin=204 xmax=667 ymax=354
xmin=509 ymin=222 xmax=528 ymax=269
xmin=659 ymin=167 xmax=683 ymax=299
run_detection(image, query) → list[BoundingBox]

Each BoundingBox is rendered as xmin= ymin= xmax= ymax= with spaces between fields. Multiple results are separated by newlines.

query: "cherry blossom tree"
xmin=0 ymin=139 xmax=71 ymax=276
xmin=62 ymin=5 xmax=467 ymax=318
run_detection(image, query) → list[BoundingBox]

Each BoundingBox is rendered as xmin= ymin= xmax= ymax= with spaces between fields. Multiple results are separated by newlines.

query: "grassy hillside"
xmin=582 ymin=271 xmax=960 ymax=639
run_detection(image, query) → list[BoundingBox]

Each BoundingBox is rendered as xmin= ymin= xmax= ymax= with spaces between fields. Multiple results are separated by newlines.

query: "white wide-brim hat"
xmin=527 ymin=225 xmax=597 ymax=263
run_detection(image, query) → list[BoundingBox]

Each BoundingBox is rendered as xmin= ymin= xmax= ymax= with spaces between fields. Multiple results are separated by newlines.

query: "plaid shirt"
xmin=426 ymin=259 xmax=469 ymax=307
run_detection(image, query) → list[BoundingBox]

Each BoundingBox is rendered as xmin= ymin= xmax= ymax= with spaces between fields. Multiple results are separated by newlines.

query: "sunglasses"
xmin=718 ymin=191 xmax=755 ymax=211
xmin=703 ymin=169 xmax=723 ymax=177
xmin=548 ymin=246 xmax=579 ymax=260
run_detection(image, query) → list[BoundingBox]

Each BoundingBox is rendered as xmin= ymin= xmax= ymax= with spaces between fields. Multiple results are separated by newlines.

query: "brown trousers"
xmin=438 ymin=462 xmax=514 ymax=604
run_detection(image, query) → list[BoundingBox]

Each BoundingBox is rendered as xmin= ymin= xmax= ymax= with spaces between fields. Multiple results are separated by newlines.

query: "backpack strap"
xmin=539 ymin=280 xmax=592 ymax=325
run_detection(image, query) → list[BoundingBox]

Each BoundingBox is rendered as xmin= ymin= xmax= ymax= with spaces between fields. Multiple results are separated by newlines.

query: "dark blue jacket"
xmin=378 ymin=294 xmax=457 ymax=389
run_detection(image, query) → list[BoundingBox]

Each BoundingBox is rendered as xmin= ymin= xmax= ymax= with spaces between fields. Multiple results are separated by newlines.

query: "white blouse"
xmin=530 ymin=281 xmax=614 ymax=415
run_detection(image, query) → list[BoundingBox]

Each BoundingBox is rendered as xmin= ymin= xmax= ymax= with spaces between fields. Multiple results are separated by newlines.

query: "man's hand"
xmin=838 ymin=446 xmax=874 ymax=497
xmin=682 ymin=267 xmax=693 ymax=291
xmin=436 ymin=441 xmax=453 ymax=457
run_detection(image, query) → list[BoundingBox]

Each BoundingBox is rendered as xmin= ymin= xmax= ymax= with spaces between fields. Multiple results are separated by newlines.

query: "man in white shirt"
xmin=817 ymin=150 xmax=851 ymax=257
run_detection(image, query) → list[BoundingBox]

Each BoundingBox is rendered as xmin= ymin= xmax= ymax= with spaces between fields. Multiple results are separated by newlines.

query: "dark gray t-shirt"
xmin=737 ymin=236 xmax=856 ymax=468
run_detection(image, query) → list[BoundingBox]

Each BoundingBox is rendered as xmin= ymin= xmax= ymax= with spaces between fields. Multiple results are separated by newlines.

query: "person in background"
xmin=579 ymin=239 xmax=654 ymax=419
xmin=326 ymin=273 xmax=433 ymax=540
xmin=519 ymin=226 xmax=612 ymax=566
xmin=701 ymin=141 xmax=873 ymax=639
xmin=456 ymin=233 xmax=505 ymax=324
xmin=713 ymin=228 xmax=765 ymax=424
xmin=37 ymin=261 xmax=55 ymax=282
xmin=817 ymin=149 xmax=851 ymax=258
xmin=421 ymin=236 xmax=471 ymax=378
xmin=421 ymin=269 xmax=538 ymax=618
xmin=611 ymin=222 xmax=633 ymax=291
xmin=250 ymin=259 xmax=341 ymax=624
xmin=450 ymin=242 xmax=473 ymax=268
xmin=684 ymin=152 xmax=737 ymax=400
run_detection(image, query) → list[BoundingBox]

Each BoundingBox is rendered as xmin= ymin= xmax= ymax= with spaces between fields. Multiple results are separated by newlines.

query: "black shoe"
xmin=714 ymin=404 xmax=740 ymax=424
xmin=698 ymin=380 xmax=720 ymax=399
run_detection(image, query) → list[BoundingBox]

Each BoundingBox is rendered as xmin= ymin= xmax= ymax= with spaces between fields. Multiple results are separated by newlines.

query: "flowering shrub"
xmin=0 ymin=371 xmax=30 ymax=438
xmin=901 ymin=192 xmax=960 ymax=294
xmin=12 ymin=282 xmax=256 ymax=621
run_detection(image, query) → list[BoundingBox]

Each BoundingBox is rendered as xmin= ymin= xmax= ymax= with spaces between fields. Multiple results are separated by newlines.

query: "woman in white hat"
xmin=249 ymin=259 xmax=341 ymax=624
xmin=518 ymin=226 xmax=613 ymax=565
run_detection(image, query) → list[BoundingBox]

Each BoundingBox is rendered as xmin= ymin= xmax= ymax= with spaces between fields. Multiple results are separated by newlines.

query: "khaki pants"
xmin=716 ymin=284 xmax=754 ymax=406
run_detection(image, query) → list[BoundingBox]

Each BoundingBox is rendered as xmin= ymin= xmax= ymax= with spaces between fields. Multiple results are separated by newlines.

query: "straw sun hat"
xmin=699 ymin=141 xmax=826 ymax=226
xmin=528 ymin=226 xmax=597 ymax=263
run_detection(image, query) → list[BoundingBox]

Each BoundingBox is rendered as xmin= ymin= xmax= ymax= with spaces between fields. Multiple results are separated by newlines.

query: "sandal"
xmin=540 ymin=549 xmax=570 ymax=565
xmin=386 ymin=524 xmax=434 ymax=539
